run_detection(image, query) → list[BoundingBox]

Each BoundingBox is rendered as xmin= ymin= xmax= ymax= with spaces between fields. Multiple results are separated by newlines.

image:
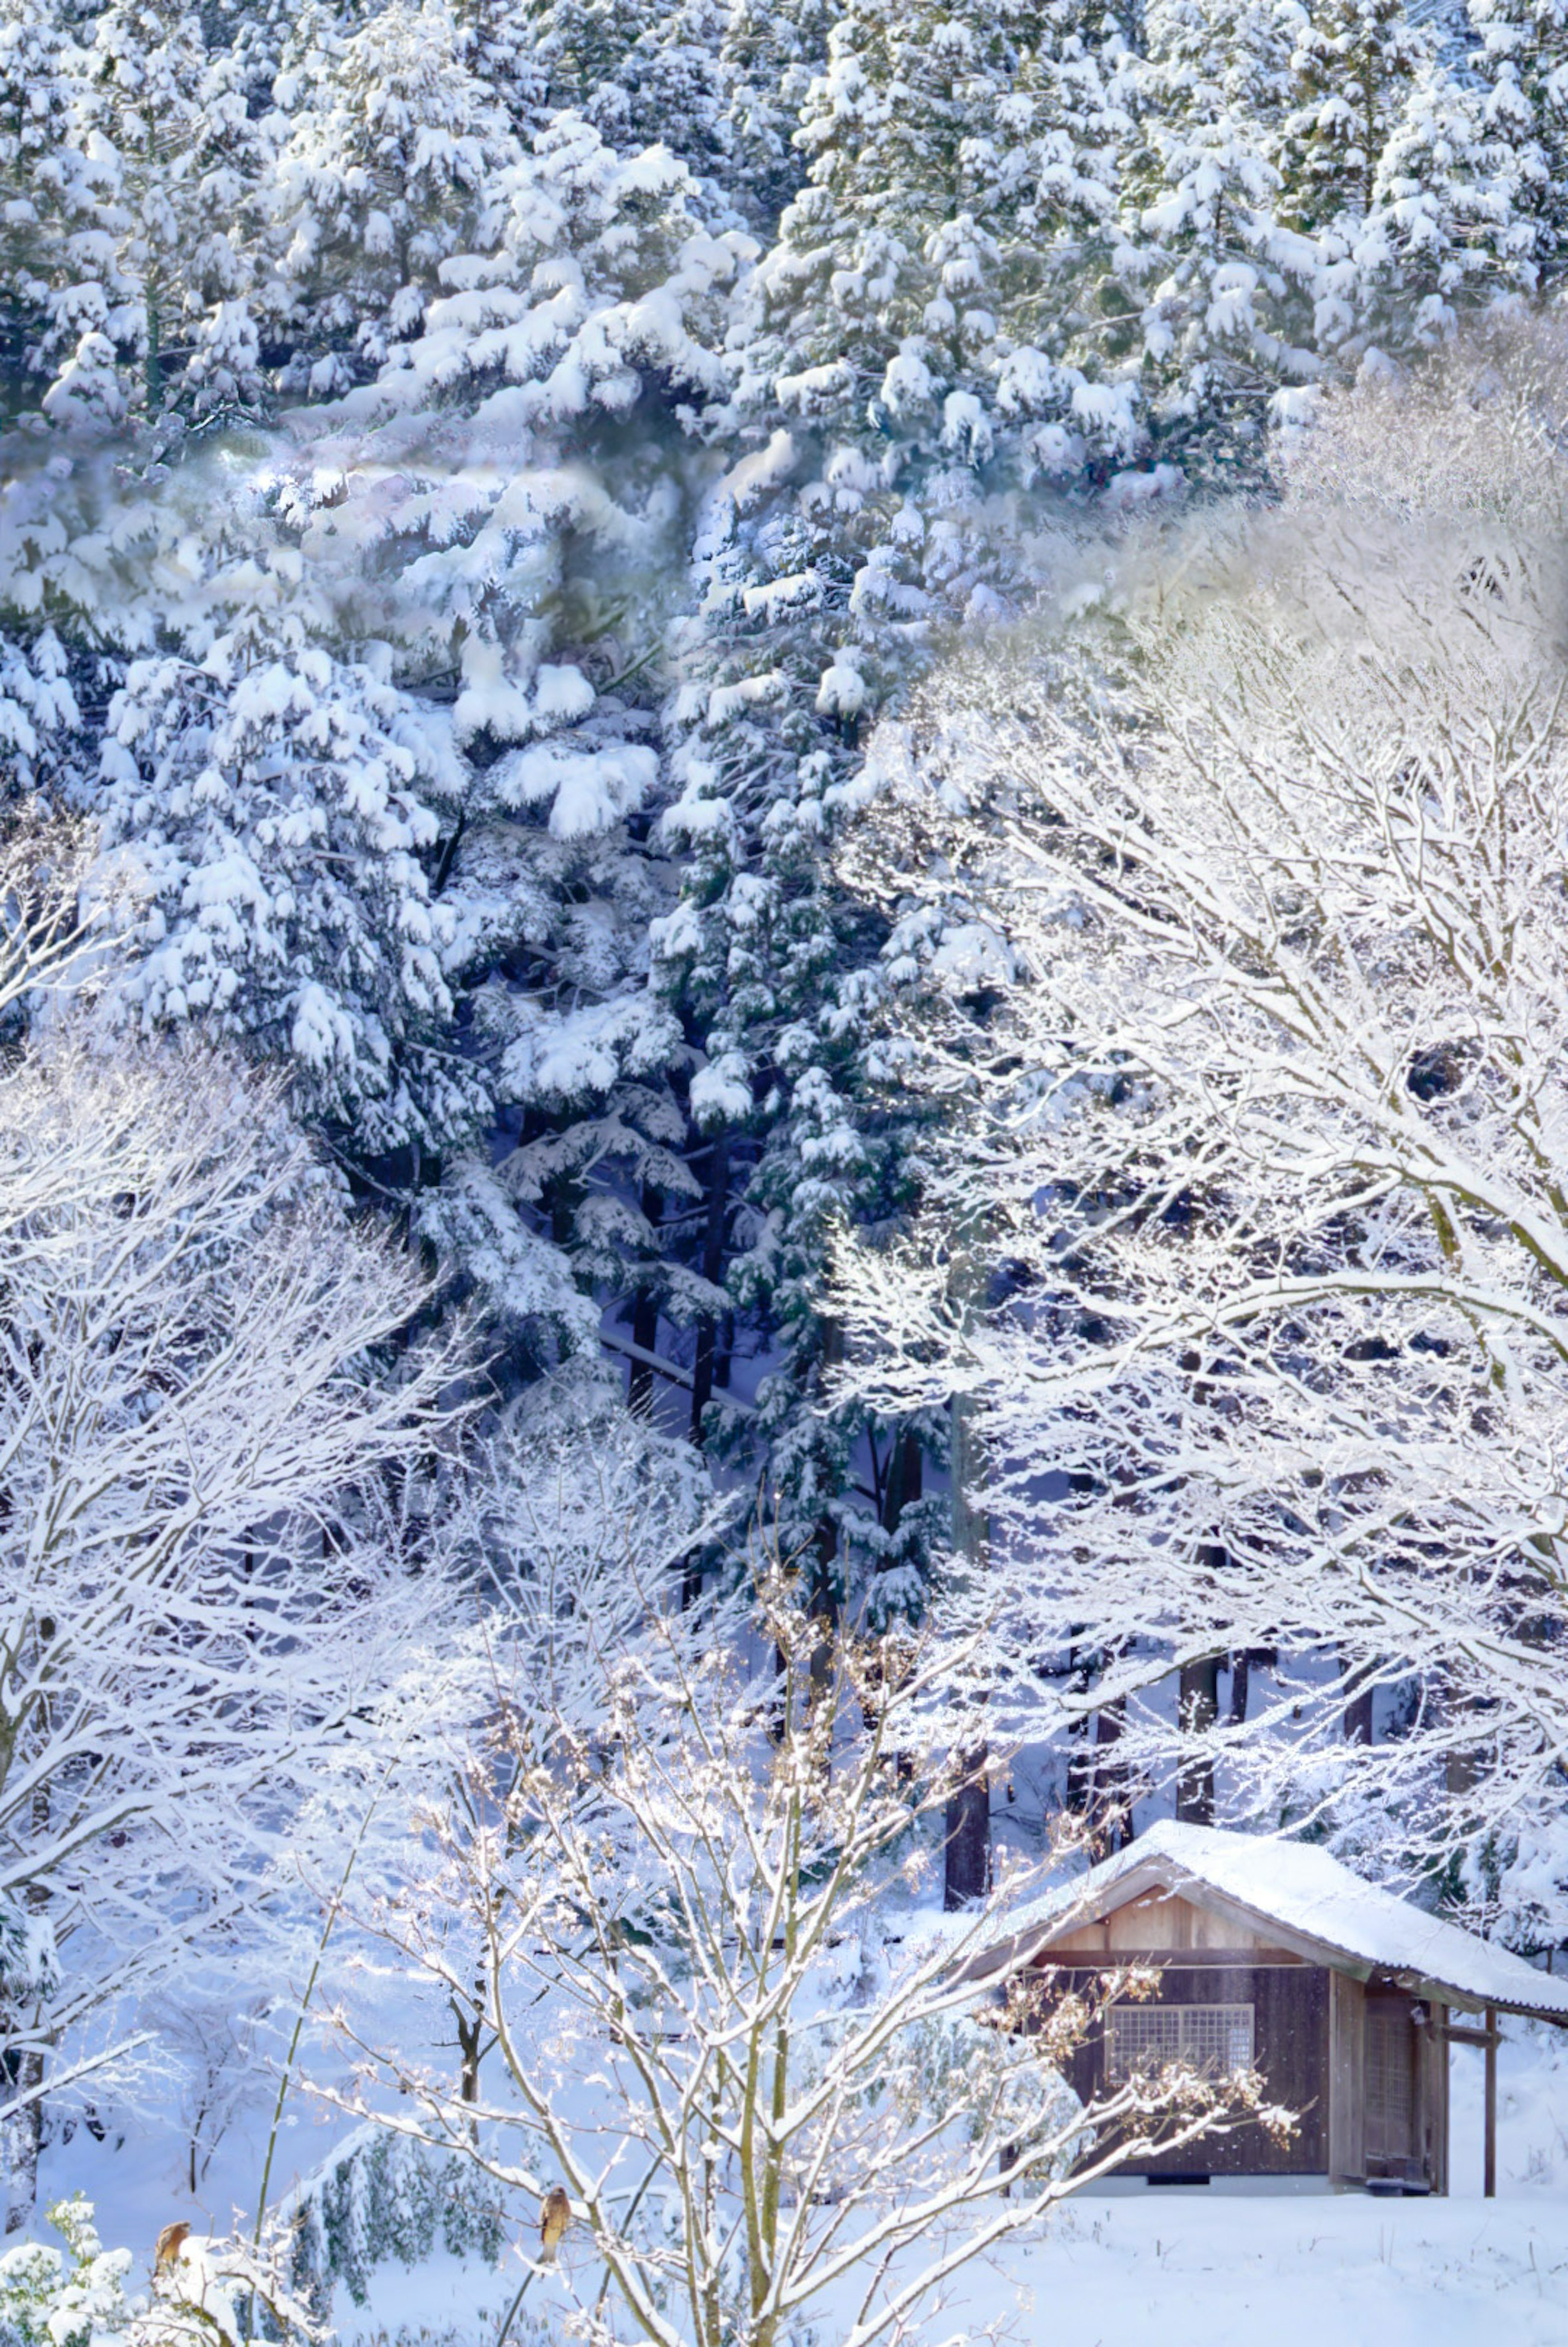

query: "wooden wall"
xmin=1042 ymin=1888 xmax=1290 ymax=1957
xmin=1039 ymin=1956 xmax=1330 ymax=2177
xmin=1330 ymin=1974 xmax=1448 ymax=2191
xmin=1328 ymin=1971 xmax=1363 ymax=2184
xmin=1026 ymin=1887 xmax=1452 ymax=2192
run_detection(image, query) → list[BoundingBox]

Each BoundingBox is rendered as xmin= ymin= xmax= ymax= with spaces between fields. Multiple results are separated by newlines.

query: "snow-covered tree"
xmin=715 ymin=0 xmax=831 ymax=233
xmin=0 ymin=0 xmax=87 ymax=408
xmin=1123 ymin=0 xmax=1318 ymax=471
xmin=263 ymin=0 xmax=517 ymax=394
xmin=93 ymin=587 xmax=485 ymax=1157
xmin=268 ymin=109 xmax=748 ymax=1352
xmin=0 ymin=846 xmax=463 ymax=2222
xmin=746 ymin=0 xmax=1138 ymax=480
xmin=1355 ymin=59 xmax=1525 ymax=357
xmin=654 ymin=0 xmax=1142 ymax=1569
xmin=529 ymin=0 xmax=735 ymax=201
xmin=830 ymin=324 xmax=1568 ymax=1939
xmin=45 ymin=0 xmax=266 ymax=424
xmin=1468 ymin=0 xmax=1568 ymax=286
xmin=339 ymin=1563 xmax=1265 ymax=2347
xmin=1279 ymin=0 xmax=1428 ymax=232
xmin=452 ymin=0 xmax=550 ymax=140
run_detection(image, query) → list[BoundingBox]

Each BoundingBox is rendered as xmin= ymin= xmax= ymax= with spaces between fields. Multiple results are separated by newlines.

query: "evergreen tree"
xmin=453 ymin=0 xmax=551 ymax=139
xmin=40 ymin=0 xmax=266 ymax=423
xmin=1123 ymin=0 xmax=1318 ymax=470
xmin=1274 ymin=0 xmax=1432 ymax=361
xmin=1468 ymin=0 xmax=1568 ymax=286
xmin=258 ymin=114 xmax=746 ymax=1355
xmin=716 ymin=0 xmax=831 ymax=234
xmin=528 ymin=0 xmax=735 ymax=204
xmin=95 ymin=585 xmax=488 ymax=1154
xmin=650 ymin=0 xmax=1139 ymax=1574
xmin=1278 ymin=0 xmax=1426 ymax=234
xmin=0 ymin=0 xmax=86 ymax=406
xmin=1356 ymin=57 xmax=1525 ymax=356
xmin=263 ymin=0 xmax=517 ymax=393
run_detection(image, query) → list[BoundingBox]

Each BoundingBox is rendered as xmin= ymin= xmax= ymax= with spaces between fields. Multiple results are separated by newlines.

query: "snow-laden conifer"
xmin=42 ymin=0 xmax=266 ymax=423
xmin=263 ymin=0 xmax=517 ymax=395
xmin=1469 ymin=0 xmax=1568 ymax=285
xmin=1125 ymin=0 xmax=1319 ymax=471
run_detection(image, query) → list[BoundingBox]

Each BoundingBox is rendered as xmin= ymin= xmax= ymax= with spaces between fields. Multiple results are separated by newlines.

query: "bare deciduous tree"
xmin=0 ymin=828 xmax=466 ymax=2225
xmin=332 ymin=1550 xmax=1266 ymax=2347
xmin=829 ymin=328 xmax=1568 ymax=1935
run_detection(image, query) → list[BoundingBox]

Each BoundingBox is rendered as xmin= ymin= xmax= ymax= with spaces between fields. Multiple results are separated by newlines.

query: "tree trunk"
xmin=944 ymin=1756 xmax=991 ymax=1907
xmin=1175 ymin=1655 xmax=1220 ymax=1825
xmin=808 ymin=1515 xmax=839 ymax=1705
xmin=5 ymin=1768 xmax=49 ymax=2230
xmin=627 ymin=1184 xmax=663 ymax=1414
xmin=3 ymin=2049 xmax=42 ymax=2234
xmin=945 ymin=1387 xmax=990 ymax=1905
xmin=1229 ymin=1651 xmax=1251 ymax=1728
xmin=690 ymin=1138 xmax=730 ymax=1444
xmin=453 ymin=1979 xmax=485 ymax=2146
xmin=1092 ymin=1693 xmax=1132 ymax=1852
xmin=882 ymin=1425 xmax=923 ymax=1528
xmin=1343 ymin=1650 xmax=1374 ymax=1745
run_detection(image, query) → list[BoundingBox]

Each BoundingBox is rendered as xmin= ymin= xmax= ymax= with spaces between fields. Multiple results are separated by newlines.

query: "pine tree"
xmin=1123 ymin=0 xmax=1317 ymax=471
xmin=716 ymin=0 xmax=831 ymax=234
xmin=37 ymin=0 xmax=266 ymax=423
xmin=650 ymin=0 xmax=1140 ymax=1571
xmin=528 ymin=0 xmax=735 ymax=203
xmin=0 ymin=0 xmax=86 ymax=406
xmin=453 ymin=0 xmax=550 ymax=139
xmin=263 ymin=0 xmax=517 ymax=393
xmin=95 ymin=587 xmax=488 ymax=1154
xmin=262 ymin=113 xmax=748 ymax=1354
xmin=1468 ymin=0 xmax=1568 ymax=285
xmin=1279 ymin=0 xmax=1427 ymax=233
xmin=1356 ymin=57 xmax=1525 ymax=356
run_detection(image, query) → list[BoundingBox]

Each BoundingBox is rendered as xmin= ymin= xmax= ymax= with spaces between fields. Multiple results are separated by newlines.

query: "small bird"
xmin=153 ymin=2221 xmax=192 ymax=2276
xmin=539 ymin=2185 xmax=571 ymax=2264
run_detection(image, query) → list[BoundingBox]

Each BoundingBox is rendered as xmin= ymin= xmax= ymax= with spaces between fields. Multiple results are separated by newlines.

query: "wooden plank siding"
xmin=1010 ymin=1879 xmax=1458 ymax=2191
xmin=1036 ymin=1958 xmax=1330 ymax=2176
xmin=1042 ymin=1887 xmax=1292 ymax=1956
xmin=1328 ymin=1970 xmax=1365 ymax=2185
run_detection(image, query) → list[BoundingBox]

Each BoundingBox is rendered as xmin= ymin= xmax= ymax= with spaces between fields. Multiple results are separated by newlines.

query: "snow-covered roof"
xmin=972 ymin=1822 xmax=1568 ymax=2021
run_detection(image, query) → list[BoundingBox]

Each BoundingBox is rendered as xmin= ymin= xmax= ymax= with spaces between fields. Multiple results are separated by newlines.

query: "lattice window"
xmin=1106 ymin=2002 xmax=1255 ymax=2082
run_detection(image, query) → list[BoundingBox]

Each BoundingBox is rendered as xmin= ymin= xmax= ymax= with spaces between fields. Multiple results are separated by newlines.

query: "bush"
xmin=282 ymin=2127 xmax=508 ymax=2311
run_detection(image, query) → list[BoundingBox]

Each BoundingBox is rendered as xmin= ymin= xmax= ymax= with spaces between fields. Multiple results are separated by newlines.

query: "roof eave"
xmin=973 ymin=1857 xmax=1568 ymax=2026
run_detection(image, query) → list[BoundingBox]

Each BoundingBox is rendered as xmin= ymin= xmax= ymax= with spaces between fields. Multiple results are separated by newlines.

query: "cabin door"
xmin=1364 ymin=2003 xmax=1417 ymax=2176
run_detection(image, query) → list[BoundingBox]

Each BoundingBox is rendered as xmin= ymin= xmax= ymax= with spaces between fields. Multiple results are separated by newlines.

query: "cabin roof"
xmin=971 ymin=1822 xmax=1568 ymax=2021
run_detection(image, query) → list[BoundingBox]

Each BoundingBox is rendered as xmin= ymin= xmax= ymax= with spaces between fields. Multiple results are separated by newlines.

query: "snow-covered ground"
xmin=255 ymin=2195 xmax=1568 ymax=2347
xmin=33 ymin=2027 xmax=1568 ymax=2345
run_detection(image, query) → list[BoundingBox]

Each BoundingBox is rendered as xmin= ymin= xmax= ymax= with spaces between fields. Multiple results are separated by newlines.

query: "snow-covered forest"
xmin=4 ymin=0 xmax=1568 ymax=2338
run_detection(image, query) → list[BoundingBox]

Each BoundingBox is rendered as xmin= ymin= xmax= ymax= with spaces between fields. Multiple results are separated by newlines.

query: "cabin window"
xmin=1106 ymin=2002 xmax=1255 ymax=2082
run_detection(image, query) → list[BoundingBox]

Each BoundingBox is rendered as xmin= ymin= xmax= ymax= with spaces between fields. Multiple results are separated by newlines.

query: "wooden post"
xmin=1435 ymin=2008 xmax=1503 ymax=2197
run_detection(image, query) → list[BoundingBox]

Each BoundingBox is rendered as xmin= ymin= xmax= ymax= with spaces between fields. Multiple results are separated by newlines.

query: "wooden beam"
xmin=1484 ymin=2004 xmax=1498 ymax=2199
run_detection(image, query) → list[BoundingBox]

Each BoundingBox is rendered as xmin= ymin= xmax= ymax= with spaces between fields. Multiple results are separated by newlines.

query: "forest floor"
xmin=33 ymin=2026 xmax=1568 ymax=2346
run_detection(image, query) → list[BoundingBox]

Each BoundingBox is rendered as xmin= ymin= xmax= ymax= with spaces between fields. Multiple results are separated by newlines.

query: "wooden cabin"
xmin=967 ymin=1822 xmax=1568 ymax=2195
